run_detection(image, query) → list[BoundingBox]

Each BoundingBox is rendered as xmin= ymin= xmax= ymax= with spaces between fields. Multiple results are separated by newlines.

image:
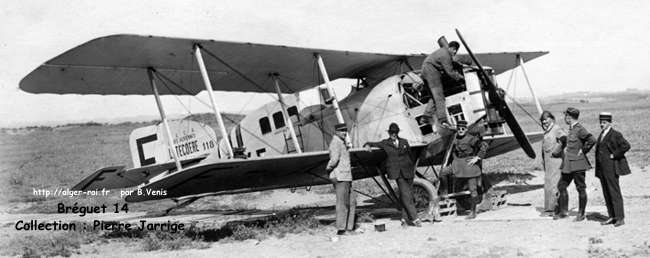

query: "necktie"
xmin=598 ymin=131 xmax=603 ymax=143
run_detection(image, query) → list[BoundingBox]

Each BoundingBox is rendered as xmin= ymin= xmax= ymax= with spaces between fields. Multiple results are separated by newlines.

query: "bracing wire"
xmin=152 ymin=70 xmax=284 ymax=154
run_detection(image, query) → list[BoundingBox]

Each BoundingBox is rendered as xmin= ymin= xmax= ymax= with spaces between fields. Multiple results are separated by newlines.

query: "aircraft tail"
xmin=128 ymin=120 xmax=218 ymax=168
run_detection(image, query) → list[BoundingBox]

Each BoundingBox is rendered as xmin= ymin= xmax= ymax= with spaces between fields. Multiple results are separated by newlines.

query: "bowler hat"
xmin=387 ymin=123 xmax=400 ymax=133
xmin=599 ymin=112 xmax=612 ymax=122
xmin=456 ymin=120 xmax=468 ymax=128
xmin=564 ymin=107 xmax=580 ymax=119
xmin=334 ymin=123 xmax=347 ymax=131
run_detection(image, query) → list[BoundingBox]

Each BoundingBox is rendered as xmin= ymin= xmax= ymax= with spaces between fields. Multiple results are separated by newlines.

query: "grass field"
xmin=1 ymin=91 xmax=649 ymax=257
xmin=1 ymin=93 xmax=648 ymax=213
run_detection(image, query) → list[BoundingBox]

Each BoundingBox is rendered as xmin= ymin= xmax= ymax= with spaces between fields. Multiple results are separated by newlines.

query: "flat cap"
xmin=456 ymin=120 xmax=468 ymax=128
xmin=564 ymin=107 xmax=580 ymax=119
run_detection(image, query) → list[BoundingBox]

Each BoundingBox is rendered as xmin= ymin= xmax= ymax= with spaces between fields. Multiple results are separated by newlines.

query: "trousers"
xmin=396 ymin=177 xmax=418 ymax=222
xmin=599 ymin=174 xmax=624 ymax=219
xmin=421 ymin=66 xmax=447 ymax=124
xmin=334 ymin=180 xmax=356 ymax=230
xmin=557 ymin=171 xmax=587 ymax=214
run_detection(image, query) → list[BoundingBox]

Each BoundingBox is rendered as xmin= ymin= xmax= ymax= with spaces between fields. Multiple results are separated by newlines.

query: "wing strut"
xmin=517 ymin=54 xmax=543 ymax=116
xmin=315 ymin=54 xmax=345 ymax=124
xmin=316 ymin=54 xmax=353 ymax=146
xmin=272 ymin=74 xmax=302 ymax=153
xmin=147 ymin=68 xmax=182 ymax=172
xmin=194 ymin=44 xmax=234 ymax=158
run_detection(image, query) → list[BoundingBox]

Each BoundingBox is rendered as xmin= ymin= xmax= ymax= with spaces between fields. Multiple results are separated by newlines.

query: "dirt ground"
xmin=3 ymin=166 xmax=648 ymax=258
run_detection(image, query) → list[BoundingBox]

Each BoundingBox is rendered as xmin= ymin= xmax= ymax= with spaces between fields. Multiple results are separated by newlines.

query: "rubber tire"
xmin=413 ymin=177 xmax=438 ymax=218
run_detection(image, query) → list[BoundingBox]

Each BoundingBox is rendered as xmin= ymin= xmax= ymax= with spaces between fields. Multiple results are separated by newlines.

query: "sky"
xmin=1 ymin=0 xmax=649 ymax=127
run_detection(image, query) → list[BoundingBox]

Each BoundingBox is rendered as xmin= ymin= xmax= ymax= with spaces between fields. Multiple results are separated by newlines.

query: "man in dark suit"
xmin=595 ymin=112 xmax=631 ymax=227
xmin=364 ymin=123 xmax=421 ymax=227
xmin=556 ymin=107 xmax=597 ymax=221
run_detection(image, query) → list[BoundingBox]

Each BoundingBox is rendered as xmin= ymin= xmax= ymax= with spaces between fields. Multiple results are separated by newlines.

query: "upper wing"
xmin=20 ymin=34 xmax=547 ymax=95
xmin=124 ymin=147 xmax=388 ymax=202
xmin=20 ymin=34 xmax=400 ymax=95
xmin=362 ymin=52 xmax=548 ymax=86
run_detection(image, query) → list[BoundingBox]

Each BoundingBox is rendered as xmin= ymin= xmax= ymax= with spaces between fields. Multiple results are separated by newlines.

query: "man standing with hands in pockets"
xmin=326 ymin=123 xmax=356 ymax=237
xmin=594 ymin=112 xmax=630 ymax=227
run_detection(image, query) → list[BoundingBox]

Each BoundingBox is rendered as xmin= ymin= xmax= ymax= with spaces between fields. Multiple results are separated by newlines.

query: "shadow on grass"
xmin=493 ymin=184 xmax=544 ymax=195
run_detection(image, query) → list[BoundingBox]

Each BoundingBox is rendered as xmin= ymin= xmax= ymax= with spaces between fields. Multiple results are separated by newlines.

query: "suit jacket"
xmin=422 ymin=48 xmax=463 ymax=80
xmin=595 ymin=128 xmax=631 ymax=178
xmin=366 ymin=137 xmax=415 ymax=179
xmin=326 ymin=136 xmax=352 ymax=181
xmin=561 ymin=122 xmax=596 ymax=173
xmin=450 ymin=134 xmax=488 ymax=178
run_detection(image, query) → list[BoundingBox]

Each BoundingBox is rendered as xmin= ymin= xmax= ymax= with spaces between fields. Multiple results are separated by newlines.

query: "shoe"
xmin=412 ymin=219 xmax=422 ymax=227
xmin=553 ymin=213 xmax=568 ymax=220
xmin=465 ymin=197 xmax=477 ymax=220
xmin=345 ymin=230 xmax=359 ymax=235
xmin=614 ymin=219 xmax=625 ymax=227
xmin=600 ymin=218 xmax=615 ymax=225
xmin=336 ymin=230 xmax=346 ymax=235
xmin=573 ymin=214 xmax=586 ymax=222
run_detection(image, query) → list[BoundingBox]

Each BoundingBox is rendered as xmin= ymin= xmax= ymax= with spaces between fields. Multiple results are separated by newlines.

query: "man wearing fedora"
xmin=447 ymin=120 xmax=488 ymax=219
xmin=364 ymin=123 xmax=421 ymax=226
xmin=595 ymin=112 xmax=630 ymax=227
xmin=556 ymin=107 xmax=597 ymax=221
xmin=326 ymin=123 xmax=356 ymax=236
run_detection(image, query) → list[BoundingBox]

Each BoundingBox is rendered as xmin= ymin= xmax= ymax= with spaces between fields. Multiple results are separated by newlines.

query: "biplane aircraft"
xmin=20 ymin=29 xmax=547 ymax=213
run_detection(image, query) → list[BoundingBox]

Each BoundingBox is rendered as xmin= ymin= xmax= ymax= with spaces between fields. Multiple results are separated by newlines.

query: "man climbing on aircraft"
xmin=421 ymin=40 xmax=464 ymax=128
xmin=326 ymin=123 xmax=356 ymax=237
xmin=364 ymin=123 xmax=422 ymax=227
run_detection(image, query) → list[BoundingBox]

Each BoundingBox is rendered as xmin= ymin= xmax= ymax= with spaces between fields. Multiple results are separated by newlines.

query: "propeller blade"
xmin=455 ymin=29 xmax=536 ymax=158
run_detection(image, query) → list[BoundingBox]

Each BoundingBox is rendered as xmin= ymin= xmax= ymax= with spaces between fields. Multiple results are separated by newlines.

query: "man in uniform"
xmin=364 ymin=123 xmax=421 ymax=226
xmin=595 ymin=112 xmax=630 ymax=227
xmin=421 ymin=40 xmax=464 ymax=128
xmin=326 ymin=123 xmax=356 ymax=236
xmin=555 ymin=107 xmax=597 ymax=221
xmin=448 ymin=120 xmax=488 ymax=219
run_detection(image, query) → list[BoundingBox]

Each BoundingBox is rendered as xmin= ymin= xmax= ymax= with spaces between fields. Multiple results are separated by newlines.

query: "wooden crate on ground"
xmin=439 ymin=199 xmax=456 ymax=217
xmin=478 ymin=190 xmax=508 ymax=211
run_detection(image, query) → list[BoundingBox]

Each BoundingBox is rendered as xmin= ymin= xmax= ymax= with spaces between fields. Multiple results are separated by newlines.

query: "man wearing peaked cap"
xmin=446 ymin=119 xmax=488 ymax=219
xmin=595 ymin=112 xmax=631 ymax=227
xmin=555 ymin=107 xmax=597 ymax=221
xmin=326 ymin=123 xmax=356 ymax=236
xmin=364 ymin=123 xmax=422 ymax=226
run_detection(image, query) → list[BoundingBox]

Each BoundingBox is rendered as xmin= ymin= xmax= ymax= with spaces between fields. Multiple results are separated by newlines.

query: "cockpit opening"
xmin=399 ymin=61 xmax=468 ymax=109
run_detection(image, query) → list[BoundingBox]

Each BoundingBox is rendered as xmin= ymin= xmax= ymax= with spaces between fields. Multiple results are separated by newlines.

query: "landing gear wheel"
xmin=413 ymin=177 xmax=438 ymax=220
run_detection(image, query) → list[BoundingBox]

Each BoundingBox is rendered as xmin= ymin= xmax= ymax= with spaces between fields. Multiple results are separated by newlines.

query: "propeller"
xmin=455 ymin=29 xmax=536 ymax=158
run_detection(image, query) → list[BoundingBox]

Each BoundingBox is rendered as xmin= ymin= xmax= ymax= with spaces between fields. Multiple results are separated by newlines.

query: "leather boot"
xmin=465 ymin=197 xmax=477 ymax=220
xmin=574 ymin=193 xmax=587 ymax=222
xmin=554 ymin=193 xmax=568 ymax=220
